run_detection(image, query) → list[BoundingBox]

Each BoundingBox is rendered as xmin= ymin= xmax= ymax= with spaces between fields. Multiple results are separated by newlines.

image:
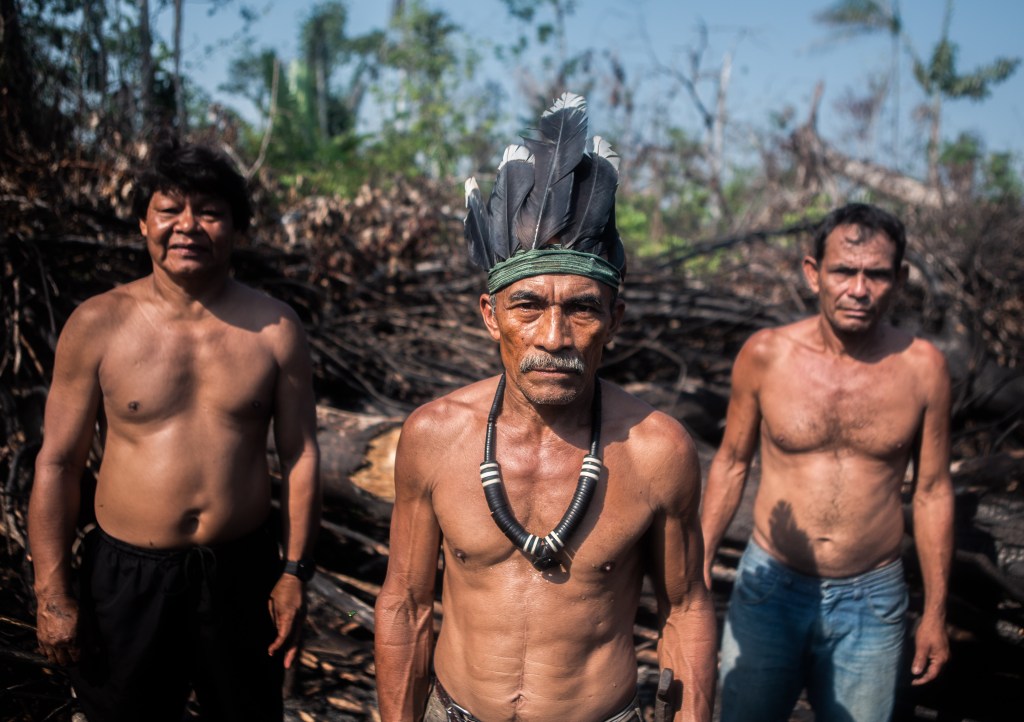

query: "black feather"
xmin=561 ymin=135 xmax=619 ymax=250
xmin=487 ymin=144 xmax=534 ymax=264
xmin=515 ymin=92 xmax=588 ymax=248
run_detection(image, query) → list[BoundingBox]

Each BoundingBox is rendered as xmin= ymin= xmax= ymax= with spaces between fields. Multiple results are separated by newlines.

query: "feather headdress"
xmin=464 ymin=92 xmax=625 ymax=294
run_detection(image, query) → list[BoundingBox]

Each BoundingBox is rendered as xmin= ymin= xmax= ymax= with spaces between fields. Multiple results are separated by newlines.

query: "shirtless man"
xmin=374 ymin=93 xmax=715 ymax=722
xmin=701 ymin=203 xmax=954 ymax=722
xmin=28 ymin=141 xmax=321 ymax=722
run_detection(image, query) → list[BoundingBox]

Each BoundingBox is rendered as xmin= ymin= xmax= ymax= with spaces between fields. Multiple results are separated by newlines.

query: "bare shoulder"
xmin=601 ymin=382 xmax=700 ymax=509
xmin=737 ymin=320 xmax=808 ymax=367
xmin=903 ymin=334 xmax=951 ymax=392
xmin=228 ymin=281 xmax=304 ymax=328
xmin=401 ymin=377 xmax=493 ymax=447
xmin=725 ymin=322 xmax=804 ymax=394
xmin=905 ymin=334 xmax=949 ymax=370
xmin=57 ymin=282 xmax=142 ymax=350
xmin=222 ymin=282 xmax=309 ymax=362
xmin=395 ymin=378 xmax=494 ymax=494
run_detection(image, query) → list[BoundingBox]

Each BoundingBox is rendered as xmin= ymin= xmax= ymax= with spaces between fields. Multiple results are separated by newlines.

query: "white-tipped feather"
xmin=464 ymin=177 xmax=492 ymax=269
xmin=498 ymin=143 xmax=533 ymax=171
xmin=591 ymin=136 xmax=619 ymax=171
xmin=562 ymin=136 xmax=620 ymax=249
xmin=516 ymin=92 xmax=589 ymax=247
xmin=487 ymin=144 xmax=534 ymax=264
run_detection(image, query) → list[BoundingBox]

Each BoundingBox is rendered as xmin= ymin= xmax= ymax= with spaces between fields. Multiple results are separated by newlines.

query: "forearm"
xmin=700 ymin=457 xmax=749 ymax=568
xmin=659 ymin=590 xmax=718 ymax=722
xmin=280 ymin=450 xmax=321 ymax=561
xmin=374 ymin=591 xmax=435 ymax=722
xmin=913 ymin=479 xmax=954 ymax=618
xmin=28 ymin=464 xmax=82 ymax=598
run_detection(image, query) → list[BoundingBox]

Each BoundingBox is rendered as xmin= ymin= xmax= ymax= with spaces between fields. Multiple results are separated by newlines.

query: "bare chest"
xmin=760 ymin=359 xmax=923 ymax=458
xmin=98 ymin=320 xmax=277 ymax=426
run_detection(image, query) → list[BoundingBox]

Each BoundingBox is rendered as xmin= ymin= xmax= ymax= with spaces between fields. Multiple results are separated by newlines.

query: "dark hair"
xmin=812 ymin=203 xmax=906 ymax=271
xmin=132 ymin=141 xmax=252 ymax=231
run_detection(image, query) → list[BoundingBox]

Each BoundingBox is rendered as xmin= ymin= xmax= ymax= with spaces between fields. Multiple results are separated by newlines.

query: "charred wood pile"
xmin=3 ymin=154 xmax=1024 ymax=719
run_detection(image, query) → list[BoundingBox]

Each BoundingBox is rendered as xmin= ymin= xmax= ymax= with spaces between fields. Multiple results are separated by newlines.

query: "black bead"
xmin=533 ymin=555 xmax=559 ymax=571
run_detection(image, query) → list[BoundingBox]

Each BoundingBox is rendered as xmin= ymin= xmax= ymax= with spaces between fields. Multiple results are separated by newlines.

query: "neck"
xmin=149 ymin=268 xmax=231 ymax=313
xmin=498 ymin=373 xmax=598 ymax=437
xmin=817 ymin=315 xmax=889 ymax=359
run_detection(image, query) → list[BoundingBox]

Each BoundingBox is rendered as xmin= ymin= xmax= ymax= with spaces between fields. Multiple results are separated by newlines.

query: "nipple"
xmin=128 ymin=401 xmax=140 ymax=412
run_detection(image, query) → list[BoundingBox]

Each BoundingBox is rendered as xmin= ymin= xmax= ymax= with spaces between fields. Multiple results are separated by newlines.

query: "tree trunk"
xmin=174 ymin=0 xmax=185 ymax=133
xmin=0 ymin=0 xmax=33 ymax=146
xmin=138 ymin=0 xmax=154 ymax=132
xmin=927 ymin=91 xmax=942 ymax=188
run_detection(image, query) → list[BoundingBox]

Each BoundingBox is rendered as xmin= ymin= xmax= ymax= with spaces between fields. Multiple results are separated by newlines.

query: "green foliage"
xmin=815 ymin=0 xmax=901 ymax=36
xmin=913 ymin=39 xmax=1020 ymax=100
xmin=814 ymin=0 xmax=1019 ymax=180
xmin=14 ymin=0 xmax=173 ymax=139
xmin=781 ymin=196 xmax=833 ymax=230
xmin=366 ymin=1 xmax=502 ymax=181
xmin=218 ymin=1 xmax=385 ymax=194
xmin=982 ymin=152 xmax=1024 ymax=202
xmin=939 ymin=133 xmax=1024 ymax=202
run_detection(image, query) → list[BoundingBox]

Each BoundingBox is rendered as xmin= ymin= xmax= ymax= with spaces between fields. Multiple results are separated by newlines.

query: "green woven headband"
xmin=486 ymin=248 xmax=622 ymax=294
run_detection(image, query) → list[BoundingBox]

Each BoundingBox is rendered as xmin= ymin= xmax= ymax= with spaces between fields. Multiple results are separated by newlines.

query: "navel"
xmin=181 ymin=513 xmax=200 ymax=536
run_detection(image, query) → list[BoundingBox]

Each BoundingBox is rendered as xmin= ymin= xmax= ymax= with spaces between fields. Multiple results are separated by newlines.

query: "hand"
xmin=36 ymin=593 xmax=80 ymax=666
xmin=910 ymin=611 xmax=949 ymax=685
xmin=267 ymin=573 xmax=307 ymax=668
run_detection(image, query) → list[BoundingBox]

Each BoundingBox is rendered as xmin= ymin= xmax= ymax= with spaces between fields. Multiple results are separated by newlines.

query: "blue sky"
xmin=160 ymin=0 xmax=1024 ymax=173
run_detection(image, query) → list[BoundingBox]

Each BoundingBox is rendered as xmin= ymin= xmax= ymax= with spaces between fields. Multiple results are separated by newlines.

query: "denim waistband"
xmin=744 ymin=538 xmax=904 ymax=591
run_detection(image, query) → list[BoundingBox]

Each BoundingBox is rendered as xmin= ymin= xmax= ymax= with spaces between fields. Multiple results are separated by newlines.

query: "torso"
xmin=89 ymin=277 xmax=285 ymax=548
xmin=751 ymin=317 xmax=933 ymax=576
xmin=423 ymin=379 xmax=669 ymax=721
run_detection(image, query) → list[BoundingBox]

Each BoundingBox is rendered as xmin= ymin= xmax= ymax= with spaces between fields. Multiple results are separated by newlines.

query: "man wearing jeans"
xmin=700 ymin=203 xmax=954 ymax=721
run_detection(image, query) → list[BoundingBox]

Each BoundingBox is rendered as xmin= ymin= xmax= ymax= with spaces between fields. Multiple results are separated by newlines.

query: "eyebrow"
xmin=826 ymin=262 xmax=896 ymax=274
xmin=506 ymin=289 xmax=605 ymax=307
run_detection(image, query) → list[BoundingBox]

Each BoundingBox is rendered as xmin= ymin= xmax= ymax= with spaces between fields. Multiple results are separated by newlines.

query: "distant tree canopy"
xmin=1 ymin=0 xmax=1021 ymax=247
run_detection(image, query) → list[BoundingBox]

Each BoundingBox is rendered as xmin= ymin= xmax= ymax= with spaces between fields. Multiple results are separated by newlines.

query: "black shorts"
xmin=70 ymin=521 xmax=284 ymax=722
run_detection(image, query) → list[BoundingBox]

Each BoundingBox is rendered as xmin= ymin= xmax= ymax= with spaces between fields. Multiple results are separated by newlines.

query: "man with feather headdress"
xmin=374 ymin=93 xmax=715 ymax=722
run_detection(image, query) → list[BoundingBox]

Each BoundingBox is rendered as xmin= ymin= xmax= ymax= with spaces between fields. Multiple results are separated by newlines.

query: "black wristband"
xmin=283 ymin=558 xmax=315 ymax=582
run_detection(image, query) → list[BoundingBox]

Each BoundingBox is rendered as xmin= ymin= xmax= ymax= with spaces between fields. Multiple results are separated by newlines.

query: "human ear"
xmin=802 ymin=256 xmax=821 ymax=293
xmin=480 ymin=293 xmax=501 ymax=342
xmin=605 ymin=296 xmax=626 ymax=344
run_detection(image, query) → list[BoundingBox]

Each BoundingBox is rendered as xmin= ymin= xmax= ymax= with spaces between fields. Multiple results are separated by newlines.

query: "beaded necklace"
xmin=479 ymin=373 xmax=603 ymax=571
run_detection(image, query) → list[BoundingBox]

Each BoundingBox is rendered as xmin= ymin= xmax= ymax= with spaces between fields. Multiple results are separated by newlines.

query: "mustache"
xmin=519 ymin=353 xmax=585 ymax=375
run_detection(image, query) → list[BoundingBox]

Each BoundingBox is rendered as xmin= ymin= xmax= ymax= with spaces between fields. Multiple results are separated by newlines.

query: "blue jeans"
xmin=719 ymin=540 xmax=907 ymax=722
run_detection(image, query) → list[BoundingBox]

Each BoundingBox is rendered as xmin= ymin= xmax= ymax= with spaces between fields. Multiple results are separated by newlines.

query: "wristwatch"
xmin=283 ymin=558 xmax=316 ymax=582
